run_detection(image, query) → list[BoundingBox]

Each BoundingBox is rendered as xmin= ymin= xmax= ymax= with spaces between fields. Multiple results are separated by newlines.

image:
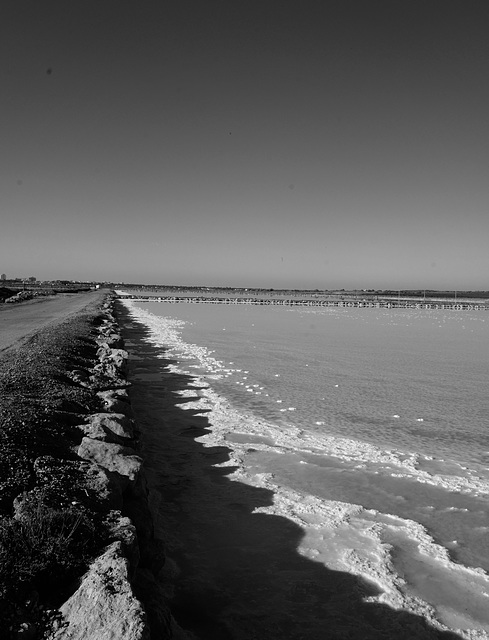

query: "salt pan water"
xmin=121 ymin=297 xmax=489 ymax=638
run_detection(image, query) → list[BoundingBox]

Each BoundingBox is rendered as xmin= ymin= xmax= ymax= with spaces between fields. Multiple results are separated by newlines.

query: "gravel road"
xmin=0 ymin=291 xmax=106 ymax=355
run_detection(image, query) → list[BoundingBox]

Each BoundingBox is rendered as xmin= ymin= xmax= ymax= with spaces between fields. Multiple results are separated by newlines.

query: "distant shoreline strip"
xmin=116 ymin=294 xmax=489 ymax=311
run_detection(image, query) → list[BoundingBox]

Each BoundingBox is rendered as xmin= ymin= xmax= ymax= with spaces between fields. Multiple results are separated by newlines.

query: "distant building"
xmin=0 ymin=274 xmax=6 ymax=281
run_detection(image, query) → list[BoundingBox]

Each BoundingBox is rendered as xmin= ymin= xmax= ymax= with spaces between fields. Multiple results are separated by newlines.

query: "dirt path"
xmin=0 ymin=291 xmax=106 ymax=355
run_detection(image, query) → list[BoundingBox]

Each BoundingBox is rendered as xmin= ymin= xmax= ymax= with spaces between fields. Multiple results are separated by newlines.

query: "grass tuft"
xmin=0 ymin=500 xmax=102 ymax=602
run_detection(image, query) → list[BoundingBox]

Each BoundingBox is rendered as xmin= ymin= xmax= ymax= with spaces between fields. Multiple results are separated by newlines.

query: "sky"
xmin=1 ymin=1 xmax=488 ymax=290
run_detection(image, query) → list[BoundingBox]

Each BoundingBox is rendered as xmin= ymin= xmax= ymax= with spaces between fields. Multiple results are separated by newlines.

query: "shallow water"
xmin=122 ymin=298 xmax=489 ymax=637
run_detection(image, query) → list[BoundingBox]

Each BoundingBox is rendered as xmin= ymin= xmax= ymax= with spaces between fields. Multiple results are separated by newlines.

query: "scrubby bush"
xmin=0 ymin=502 xmax=103 ymax=601
xmin=0 ymin=501 xmax=105 ymax=638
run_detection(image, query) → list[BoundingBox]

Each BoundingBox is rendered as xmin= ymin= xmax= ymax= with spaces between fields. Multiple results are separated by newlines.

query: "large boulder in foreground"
xmin=77 ymin=438 xmax=143 ymax=493
xmin=77 ymin=413 xmax=135 ymax=445
xmin=51 ymin=542 xmax=149 ymax=640
xmin=97 ymin=390 xmax=134 ymax=417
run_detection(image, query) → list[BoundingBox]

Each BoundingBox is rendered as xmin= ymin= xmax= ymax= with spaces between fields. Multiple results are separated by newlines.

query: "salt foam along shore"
xmin=121 ymin=299 xmax=489 ymax=639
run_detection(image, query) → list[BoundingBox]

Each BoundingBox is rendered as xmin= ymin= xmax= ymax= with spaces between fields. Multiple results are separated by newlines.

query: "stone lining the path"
xmin=0 ymin=296 xmax=180 ymax=640
xmin=49 ymin=300 xmax=174 ymax=640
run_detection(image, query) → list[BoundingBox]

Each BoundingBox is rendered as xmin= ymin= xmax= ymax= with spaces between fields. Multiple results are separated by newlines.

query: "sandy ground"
xmin=0 ymin=291 xmax=105 ymax=355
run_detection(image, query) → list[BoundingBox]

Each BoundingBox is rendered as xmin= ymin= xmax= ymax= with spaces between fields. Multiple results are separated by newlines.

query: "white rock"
xmin=77 ymin=438 xmax=142 ymax=489
xmin=52 ymin=542 xmax=149 ymax=640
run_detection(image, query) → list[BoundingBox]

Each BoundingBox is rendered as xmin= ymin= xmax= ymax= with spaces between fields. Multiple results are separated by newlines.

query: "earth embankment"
xmin=0 ymin=292 xmax=175 ymax=639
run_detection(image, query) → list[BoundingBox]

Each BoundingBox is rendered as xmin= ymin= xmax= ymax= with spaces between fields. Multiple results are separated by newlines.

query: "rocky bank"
xmin=0 ymin=294 xmax=181 ymax=639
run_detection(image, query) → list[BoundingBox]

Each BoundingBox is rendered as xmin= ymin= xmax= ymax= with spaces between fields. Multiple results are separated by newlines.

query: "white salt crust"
xmin=122 ymin=300 xmax=489 ymax=638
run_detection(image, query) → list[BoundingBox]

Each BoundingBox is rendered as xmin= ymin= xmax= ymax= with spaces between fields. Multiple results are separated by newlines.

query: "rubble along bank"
xmin=0 ymin=293 xmax=178 ymax=639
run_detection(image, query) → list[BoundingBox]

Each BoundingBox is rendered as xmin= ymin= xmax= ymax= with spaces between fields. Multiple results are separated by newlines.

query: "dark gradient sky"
xmin=2 ymin=1 xmax=488 ymax=289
